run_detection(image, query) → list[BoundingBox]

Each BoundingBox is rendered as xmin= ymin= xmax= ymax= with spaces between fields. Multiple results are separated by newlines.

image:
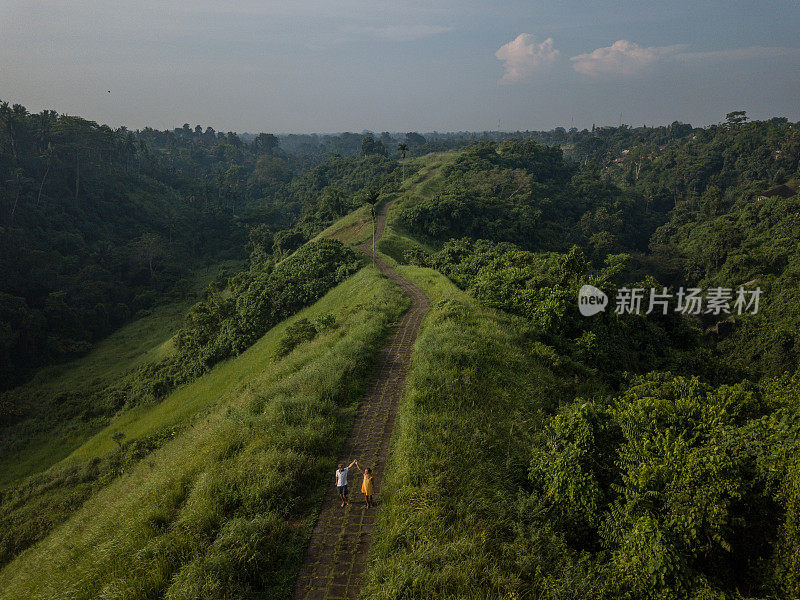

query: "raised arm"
xmin=348 ymin=459 xmax=358 ymax=470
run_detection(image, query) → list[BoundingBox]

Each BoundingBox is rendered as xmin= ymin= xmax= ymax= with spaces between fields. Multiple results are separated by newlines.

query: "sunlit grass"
xmin=313 ymin=204 xmax=375 ymax=246
xmin=315 ymin=151 xmax=455 ymax=255
xmin=360 ymin=263 xmax=599 ymax=599
xmin=0 ymin=266 xmax=408 ymax=599
xmin=68 ymin=266 xmax=392 ymax=460
xmin=0 ymin=261 xmax=243 ymax=488
xmin=400 ymin=151 xmax=457 ymax=197
xmin=376 ymin=152 xmax=454 ymax=263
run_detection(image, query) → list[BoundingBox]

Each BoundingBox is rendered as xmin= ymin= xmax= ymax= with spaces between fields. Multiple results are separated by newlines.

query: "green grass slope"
xmin=314 ymin=151 xmax=456 ymax=257
xmin=313 ymin=203 xmax=376 ymax=246
xmin=0 ymin=261 xmax=242 ymax=488
xmin=358 ymin=260 xmax=601 ymax=599
xmin=0 ymin=266 xmax=407 ymax=599
xmin=374 ymin=153 xmax=456 ymax=265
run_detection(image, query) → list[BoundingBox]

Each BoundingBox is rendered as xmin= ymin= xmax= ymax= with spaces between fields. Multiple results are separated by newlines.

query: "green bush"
xmin=275 ymin=314 xmax=337 ymax=358
xmin=402 ymin=247 xmax=430 ymax=266
xmin=429 ymin=238 xmax=723 ymax=384
xmin=519 ymin=373 xmax=800 ymax=599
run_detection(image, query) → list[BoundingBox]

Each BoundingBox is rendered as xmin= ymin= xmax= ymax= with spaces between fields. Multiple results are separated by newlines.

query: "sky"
xmin=2 ymin=1 xmax=799 ymax=133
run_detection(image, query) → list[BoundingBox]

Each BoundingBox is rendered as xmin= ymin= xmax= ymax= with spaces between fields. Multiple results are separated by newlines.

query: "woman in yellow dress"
xmin=358 ymin=463 xmax=375 ymax=508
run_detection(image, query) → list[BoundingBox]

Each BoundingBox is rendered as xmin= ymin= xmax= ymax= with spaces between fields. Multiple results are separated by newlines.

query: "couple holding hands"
xmin=335 ymin=459 xmax=374 ymax=508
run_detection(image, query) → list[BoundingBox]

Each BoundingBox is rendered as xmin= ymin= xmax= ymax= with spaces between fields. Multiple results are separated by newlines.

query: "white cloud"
xmin=570 ymin=40 xmax=686 ymax=77
xmin=496 ymin=34 xmax=559 ymax=84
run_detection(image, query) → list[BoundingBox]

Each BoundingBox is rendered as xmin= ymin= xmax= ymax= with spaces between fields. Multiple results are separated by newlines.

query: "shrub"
xmin=521 ymin=373 xmax=800 ymax=599
xmin=276 ymin=319 xmax=319 ymax=357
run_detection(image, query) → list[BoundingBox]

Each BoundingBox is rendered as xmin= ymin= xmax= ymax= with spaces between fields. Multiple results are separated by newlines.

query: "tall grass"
xmin=358 ymin=266 xmax=602 ymax=598
xmin=312 ymin=195 xmax=394 ymax=247
xmin=313 ymin=203 xmax=376 ymax=246
xmin=0 ymin=261 xmax=242 ymax=488
xmin=0 ymin=266 xmax=407 ymax=599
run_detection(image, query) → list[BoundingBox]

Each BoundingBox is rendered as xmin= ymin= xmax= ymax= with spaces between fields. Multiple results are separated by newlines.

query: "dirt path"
xmin=292 ymin=201 xmax=430 ymax=600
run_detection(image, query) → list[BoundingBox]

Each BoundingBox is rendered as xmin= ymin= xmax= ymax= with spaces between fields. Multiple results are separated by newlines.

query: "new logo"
xmin=578 ymin=285 xmax=608 ymax=316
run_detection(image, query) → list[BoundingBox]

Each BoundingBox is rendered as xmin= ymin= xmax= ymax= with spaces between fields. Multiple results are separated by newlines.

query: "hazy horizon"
xmin=3 ymin=1 xmax=799 ymax=134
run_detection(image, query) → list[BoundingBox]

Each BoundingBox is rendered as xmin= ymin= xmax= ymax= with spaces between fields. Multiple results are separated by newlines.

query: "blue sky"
xmin=2 ymin=1 xmax=798 ymax=132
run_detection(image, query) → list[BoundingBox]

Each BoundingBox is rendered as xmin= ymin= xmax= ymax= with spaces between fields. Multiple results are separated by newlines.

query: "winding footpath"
xmin=292 ymin=201 xmax=430 ymax=600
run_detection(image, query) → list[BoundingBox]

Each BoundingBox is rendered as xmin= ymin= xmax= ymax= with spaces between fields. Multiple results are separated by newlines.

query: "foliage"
xmin=360 ymin=135 xmax=387 ymax=157
xmin=429 ymin=238 xmax=724 ymax=385
xmin=0 ymin=103 xmax=275 ymax=388
xmin=118 ymin=239 xmax=363 ymax=407
xmin=287 ymin=154 xmax=399 ymax=236
xmin=275 ymin=314 xmax=337 ymax=357
xmin=0 ymin=102 xmax=401 ymax=390
xmin=396 ymin=140 xmax=667 ymax=258
xmin=520 ymin=373 xmax=800 ymax=599
xmin=649 ymin=191 xmax=800 ymax=377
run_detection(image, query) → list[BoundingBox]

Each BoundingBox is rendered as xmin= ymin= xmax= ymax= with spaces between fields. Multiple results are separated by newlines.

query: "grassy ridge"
xmin=375 ymin=153 xmax=455 ymax=265
xmin=314 ymin=151 xmax=456 ymax=260
xmin=361 ymin=263 xmax=602 ymax=599
xmin=360 ymin=159 xmax=592 ymax=598
xmin=0 ymin=261 xmax=242 ymax=488
xmin=0 ymin=266 xmax=408 ymax=599
xmin=313 ymin=203 xmax=376 ymax=246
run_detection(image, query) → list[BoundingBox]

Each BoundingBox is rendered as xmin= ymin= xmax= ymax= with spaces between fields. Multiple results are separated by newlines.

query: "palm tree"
xmin=364 ymin=186 xmax=380 ymax=265
xmin=398 ymin=142 xmax=408 ymax=183
xmin=36 ymin=143 xmax=53 ymax=207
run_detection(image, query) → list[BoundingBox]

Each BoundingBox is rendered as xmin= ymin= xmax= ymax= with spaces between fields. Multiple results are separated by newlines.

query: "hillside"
xmin=2 ymin=115 xmax=800 ymax=600
xmin=0 ymin=260 xmax=241 ymax=488
xmin=0 ymin=264 xmax=407 ymax=598
xmin=0 ymin=102 xmax=403 ymax=392
xmin=0 ymin=149 xmax=455 ymax=600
